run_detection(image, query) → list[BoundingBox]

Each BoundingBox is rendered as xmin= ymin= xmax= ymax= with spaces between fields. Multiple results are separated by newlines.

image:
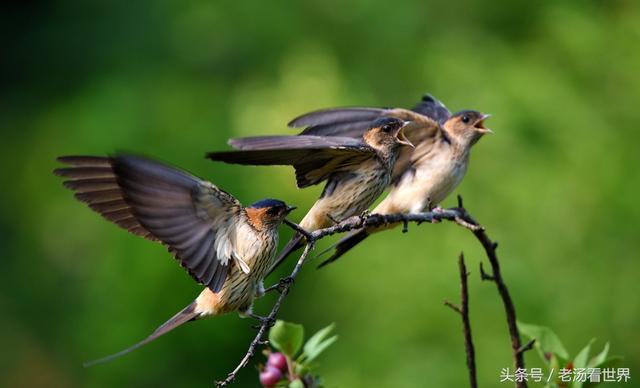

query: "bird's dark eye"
xmin=461 ymin=115 xmax=470 ymax=124
xmin=267 ymin=207 xmax=280 ymax=216
xmin=381 ymin=124 xmax=393 ymax=133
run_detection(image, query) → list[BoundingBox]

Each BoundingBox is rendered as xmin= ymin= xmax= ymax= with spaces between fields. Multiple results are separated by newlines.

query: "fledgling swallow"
xmin=284 ymin=94 xmax=491 ymax=267
xmin=206 ymin=117 xmax=414 ymax=273
xmin=54 ymin=154 xmax=295 ymax=365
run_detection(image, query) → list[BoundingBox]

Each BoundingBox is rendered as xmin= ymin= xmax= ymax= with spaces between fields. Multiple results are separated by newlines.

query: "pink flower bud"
xmin=259 ymin=365 xmax=282 ymax=387
xmin=267 ymin=352 xmax=288 ymax=371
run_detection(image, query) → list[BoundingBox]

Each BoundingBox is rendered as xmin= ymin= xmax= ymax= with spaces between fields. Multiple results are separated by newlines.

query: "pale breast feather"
xmin=230 ymin=221 xmax=279 ymax=278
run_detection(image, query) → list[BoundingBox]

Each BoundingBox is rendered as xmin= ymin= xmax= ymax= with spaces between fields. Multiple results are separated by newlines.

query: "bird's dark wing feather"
xmin=227 ymin=134 xmax=364 ymax=150
xmin=288 ymin=107 xmax=385 ymax=129
xmin=287 ymin=106 xmax=441 ymax=141
xmin=286 ymin=107 xmax=443 ymax=182
xmin=275 ymin=96 xmax=450 ymax=184
xmin=410 ymin=94 xmax=451 ymax=125
xmin=54 ymin=155 xmax=242 ymax=292
xmin=298 ymin=120 xmax=374 ymax=138
xmin=289 ymin=108 xmax=387 ymax=137
xmin=207 ymin=135 xmax=372 ymax=188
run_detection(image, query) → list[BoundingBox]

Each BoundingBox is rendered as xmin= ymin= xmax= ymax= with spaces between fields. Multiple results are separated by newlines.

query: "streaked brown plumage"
xmin=207 ymin=117 xmax=413 ymax=273
xmin=282 ymin=95 xmax=491 ymax=267
xmin=54 ymin=155 xmax=295 ymax=365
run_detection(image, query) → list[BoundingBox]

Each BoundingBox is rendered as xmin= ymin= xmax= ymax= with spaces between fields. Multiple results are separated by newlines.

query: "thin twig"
xmin=283 ymin=219 xmax=313 ymax=240
xmin=215 ymin=243 xmax=314 ymax=387
xmin=444 ymin=253 xmax=477 ymax=388
xmin=517 ymin=339 xmax=536 ymax=355
xmin=444 ymin=300 xmax=462 ymax=314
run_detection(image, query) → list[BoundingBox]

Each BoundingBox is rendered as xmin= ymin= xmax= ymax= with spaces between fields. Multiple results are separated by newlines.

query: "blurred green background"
xmin=1 ymin=0 xmax=639 ymax=387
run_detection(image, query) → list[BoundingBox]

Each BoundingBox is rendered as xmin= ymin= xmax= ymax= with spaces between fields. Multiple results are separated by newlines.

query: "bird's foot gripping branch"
xmin=216 ymin=196 xmax=532 ymax=388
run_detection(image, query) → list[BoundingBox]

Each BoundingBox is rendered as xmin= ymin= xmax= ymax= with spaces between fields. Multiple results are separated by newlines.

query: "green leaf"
xmin=573 ymin=338 xmax=594 ymax=368
xmin=289 ymin=379 xmax=305 ymax=388
xmin=572 ymin=339 xmax=594 ymax=388
xmin=518 ymin=321 xmax=570 ymax=360
xmin=269 ymin=320 xmax=304 ymax=357
xmin=593 ymin=355 xmax=623 ymax=369
xmin=306 ymin=335 xmax=338 ymax=364
xmin=304 ymin=323 xmax=335 ymax=353
xmin=301 ymin=323 xmax=337 ymax=363
xmin=588 ymin=342 xmax=609 ymax=367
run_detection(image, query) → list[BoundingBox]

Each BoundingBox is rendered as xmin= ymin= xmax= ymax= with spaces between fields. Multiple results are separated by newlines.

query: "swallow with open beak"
xmin=282 ymin=94 xmax=492 ymax=267
xmin=207 ymin=117 xmax=414 ymax=272
xmin=54 ymin=154 xmax=296 ymax=365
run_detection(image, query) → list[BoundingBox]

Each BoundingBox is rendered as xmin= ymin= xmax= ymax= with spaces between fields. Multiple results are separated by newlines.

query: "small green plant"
xmin=258 ymin=320 xmax=338 ymax=387
xmin=518 ymin=322 xmax=623 ymax=387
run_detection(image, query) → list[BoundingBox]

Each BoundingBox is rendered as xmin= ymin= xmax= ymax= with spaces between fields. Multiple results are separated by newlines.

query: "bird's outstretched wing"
xmin=292 ymin=108 xmax=441 ymax=181
xmin=285 ymin=96 xmax=449 ymax=182
xmin=288 ymin=94 xmax=448 ymax=138
xmin=288 ymin=108 xmax=386 ymax=138
xmin=207 ymin=135 xmax=372 ymax=188
xmin=289 ymin=107 xmax=432 ymax=138
xmin=54 ymin=155 xmax=243 ymax=292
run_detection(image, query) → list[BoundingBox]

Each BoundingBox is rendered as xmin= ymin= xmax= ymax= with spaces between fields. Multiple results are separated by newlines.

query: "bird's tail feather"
xmin=83 ymin=301 xmax=200 ymax=367
xmin=317 ymin=229 xmax=370 ymax=268
xmin=267 ymin=233 xmax=305 ymax=275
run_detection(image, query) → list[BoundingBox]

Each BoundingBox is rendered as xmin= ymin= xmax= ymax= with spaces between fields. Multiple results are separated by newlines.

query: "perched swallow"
xmin=207 ymin=117 xmax=413 ymax=272
xmin=54 ymin=155 xmax=295 ymax=365
xmin=284 ymin=94 xmax=491 ymax=267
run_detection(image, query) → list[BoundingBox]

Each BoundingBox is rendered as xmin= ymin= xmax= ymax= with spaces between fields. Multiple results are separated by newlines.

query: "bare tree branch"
xmin=215 ymin=197 xmax=528 ymax=387
xmin=444 ymin=253 xmax=477 ymax=388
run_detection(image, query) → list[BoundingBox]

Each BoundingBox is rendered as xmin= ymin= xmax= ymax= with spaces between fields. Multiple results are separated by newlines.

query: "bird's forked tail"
xmin=83 ymin=301 xmax=201 ymax=367
xmin=317 ymin=228 xmax=370 ymax=268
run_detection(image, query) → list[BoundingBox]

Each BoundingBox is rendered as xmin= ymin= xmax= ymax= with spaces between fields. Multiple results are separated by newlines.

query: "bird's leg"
xmin=240 ymin=306 xmax=276 ymax=328
xmin=431 ymin=205 xmax=444 ymax=212
xmin=264 ymin=276 xmax=295 ymax=294
xmin=427 ymin=201 xmax=444 ymax=212
xmin=426 ymin=198 xmax=443 ymax=223
xmin=248 ymin=313 xmax=275 ymax=327
xmin=255 ymin=281 xmax=266 ymax=299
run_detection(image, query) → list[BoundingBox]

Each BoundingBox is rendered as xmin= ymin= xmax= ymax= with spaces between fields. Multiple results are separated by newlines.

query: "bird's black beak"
xmin=396 ymin=122 xmax=415 ymax=148
xmin=474 ymin=114 xmax=493 ymax=134
xmin=285 ymin=205 xmax=297 ymax=214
